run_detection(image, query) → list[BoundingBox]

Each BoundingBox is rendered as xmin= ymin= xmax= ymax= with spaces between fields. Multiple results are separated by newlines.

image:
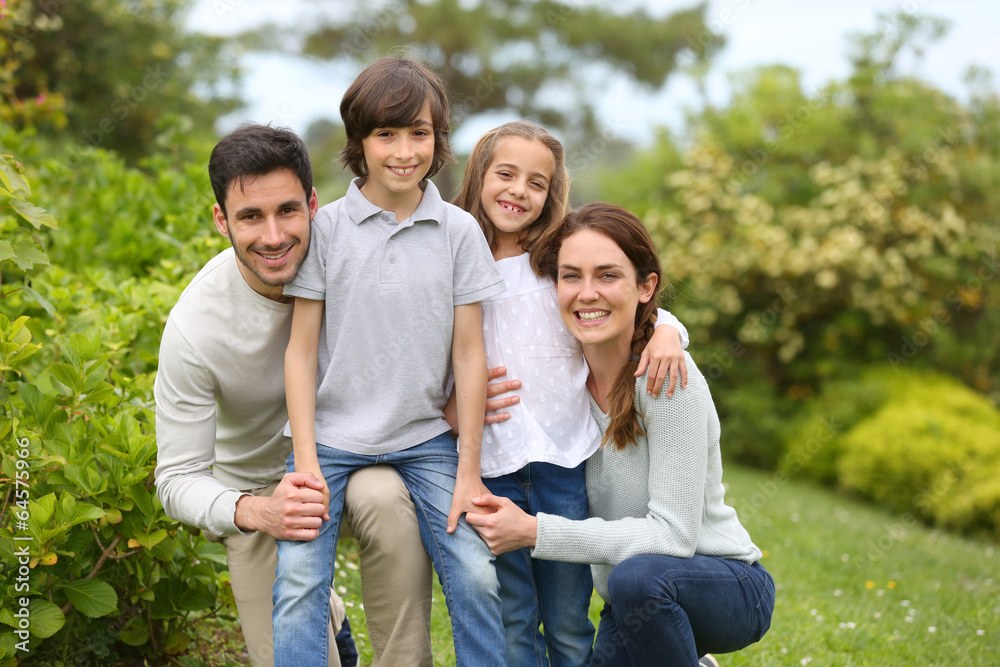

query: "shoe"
xmin=699 ymin=656 xmax=720 ymax=667
xmin=335 ymin=616 xmax=359 ymax=667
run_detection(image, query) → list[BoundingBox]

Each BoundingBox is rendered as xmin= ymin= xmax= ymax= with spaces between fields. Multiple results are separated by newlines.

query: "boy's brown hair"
xmin=339 ymin=55 xmax=454 ymax=179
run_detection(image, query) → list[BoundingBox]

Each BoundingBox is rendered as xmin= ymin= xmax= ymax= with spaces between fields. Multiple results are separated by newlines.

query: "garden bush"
xmin=836 ymin=385 xmax=1000 ymax=538
xmin=779 ymin=366 xmax=948 ymax=484
xmin=1 ymin=149 xmax=231 ymax=665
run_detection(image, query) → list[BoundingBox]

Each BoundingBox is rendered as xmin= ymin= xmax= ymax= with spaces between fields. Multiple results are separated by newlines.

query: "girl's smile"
xmin=480 ymin=137 xmax=554 ymax=259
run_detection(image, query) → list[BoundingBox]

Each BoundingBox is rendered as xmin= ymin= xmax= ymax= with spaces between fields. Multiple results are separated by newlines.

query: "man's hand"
xmin=444 ymin=366 xmax=522 ymax=435
xmin=485 ymin=366 xmax=520 ymax=422
xmin=446 ymin=473 xmax=492 ymax=534
xmin=466 ymin=493 xmax=538 ymax=555
xmin=234 ymin=472 xmax=329 ymax=541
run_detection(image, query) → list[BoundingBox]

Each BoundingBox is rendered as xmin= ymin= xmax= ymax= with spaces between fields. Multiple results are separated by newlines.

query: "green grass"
xmin=193 ymin=464 xmax=1000 ymax=666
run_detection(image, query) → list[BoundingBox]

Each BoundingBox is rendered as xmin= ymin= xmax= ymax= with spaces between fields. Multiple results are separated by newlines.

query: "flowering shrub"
xmin=604 ymin=23 xmax=1000 ymax=466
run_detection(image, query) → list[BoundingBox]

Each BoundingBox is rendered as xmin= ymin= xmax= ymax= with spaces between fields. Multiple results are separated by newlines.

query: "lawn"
xmin=189 ymin=464 xmax=999 ymax=666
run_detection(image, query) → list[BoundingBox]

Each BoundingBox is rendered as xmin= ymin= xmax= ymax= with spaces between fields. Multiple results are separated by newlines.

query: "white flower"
xmin=977 ymin=630 xmax=986 ymax=636
xmin=905 ymin=616 xmax=914 ymax=623
xmin=834 ymin=589 xmax=843 ymax=596
xmin=337 ymin=585 xmax=347 ymax=595
xmin=800 ymin=658 xmax=813 ymax=666
xmin=874 ymin=612 xmax=882 ymax=619
xmin=928 ymin=626 xmax=937 ymax=633
xmin=901 ymin=600 xmax=911 ymax=607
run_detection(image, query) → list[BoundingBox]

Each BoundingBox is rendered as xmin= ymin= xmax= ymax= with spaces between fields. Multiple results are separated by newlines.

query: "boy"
xmin=272 ymin=57 xmax=507 ymax=666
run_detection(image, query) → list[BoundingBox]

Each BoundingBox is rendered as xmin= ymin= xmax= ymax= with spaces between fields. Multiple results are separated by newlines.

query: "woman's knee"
xmin=607 ymin=555 xmax=665 ymax=611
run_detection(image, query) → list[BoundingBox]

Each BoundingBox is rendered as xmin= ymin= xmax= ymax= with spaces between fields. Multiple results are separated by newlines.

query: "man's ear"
xmin=638 ymin=273 xmax=658 ymax=304
xmin=213 ymin=203 xmax=230 ymax=238
xmin=308 ymin=187 xmax=319 ymax=218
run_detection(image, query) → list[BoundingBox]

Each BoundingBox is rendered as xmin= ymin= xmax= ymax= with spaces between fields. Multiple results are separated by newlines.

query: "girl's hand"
xmin=466 ymin=493 xmax=538 ymax=555
xmin=636 ymin=324 xmax=688 ymax=398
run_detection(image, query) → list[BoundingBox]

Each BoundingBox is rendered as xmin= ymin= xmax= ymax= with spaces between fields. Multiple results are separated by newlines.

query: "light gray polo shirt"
xmin=284 ymin=178 xmax=505 ymax=455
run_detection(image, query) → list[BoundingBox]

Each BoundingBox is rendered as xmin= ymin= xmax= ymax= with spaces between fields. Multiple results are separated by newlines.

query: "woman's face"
xmin=555 ymin=228 xmax=656 ymax=351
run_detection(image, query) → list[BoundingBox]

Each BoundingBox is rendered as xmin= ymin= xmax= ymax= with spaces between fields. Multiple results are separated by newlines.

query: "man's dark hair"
xmin=209 ymin=124 xmax=313 ymax=218
xmin=339 ymin=55 xmax=454 ymax=179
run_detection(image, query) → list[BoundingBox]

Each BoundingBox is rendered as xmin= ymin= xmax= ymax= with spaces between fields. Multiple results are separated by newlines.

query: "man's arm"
xmin=233 ymin=473 xmax=328 ymax=539
xmin=153 ymin=318 xmax=245 ymax=537
xmin=446 ymin=302 xmax=492 ymax=533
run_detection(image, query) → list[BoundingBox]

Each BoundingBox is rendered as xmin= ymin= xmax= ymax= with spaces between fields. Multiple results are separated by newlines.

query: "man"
xmin=154 ymin=124 xmax=433 ymax=666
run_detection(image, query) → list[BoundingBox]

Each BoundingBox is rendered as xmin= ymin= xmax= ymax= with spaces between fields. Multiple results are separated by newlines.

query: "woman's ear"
xmin=638 ymin=272 xmax=658 ymax=304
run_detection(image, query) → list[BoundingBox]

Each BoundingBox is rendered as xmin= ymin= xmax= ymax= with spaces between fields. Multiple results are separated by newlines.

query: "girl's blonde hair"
xmin=454 ymin=121 xmax=569 ymax=262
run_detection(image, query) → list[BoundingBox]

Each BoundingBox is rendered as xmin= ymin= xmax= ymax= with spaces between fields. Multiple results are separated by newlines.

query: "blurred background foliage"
xmin=1 ymin=0 xmax=998 ymax=662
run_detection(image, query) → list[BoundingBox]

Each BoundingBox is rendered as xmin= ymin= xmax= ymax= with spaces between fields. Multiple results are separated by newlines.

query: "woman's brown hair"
xmin=453 ymin=121 xmax=569 ymax=262
xmin=533 ymin=202 xmax=663 ymax=450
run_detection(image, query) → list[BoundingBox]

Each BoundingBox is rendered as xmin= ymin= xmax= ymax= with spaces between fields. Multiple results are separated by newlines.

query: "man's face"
xmin=213 ymin=168 xmax=317 ymax=301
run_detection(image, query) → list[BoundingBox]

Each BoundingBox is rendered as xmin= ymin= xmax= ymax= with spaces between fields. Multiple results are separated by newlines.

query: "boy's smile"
xmin=361 ymin=100 xmax=435 ymax=221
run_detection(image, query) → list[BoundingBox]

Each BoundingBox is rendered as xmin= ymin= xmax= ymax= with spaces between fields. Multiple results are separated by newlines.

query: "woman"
xmin=467 ymin=202 xmax=775 ymax=667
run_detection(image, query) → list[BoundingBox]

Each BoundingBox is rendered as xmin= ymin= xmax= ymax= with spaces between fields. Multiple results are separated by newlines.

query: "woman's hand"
xmin=466 ymin=493 xmax=538 ymax=555
xmin=636 ymin=324 xmax=688 ymax=398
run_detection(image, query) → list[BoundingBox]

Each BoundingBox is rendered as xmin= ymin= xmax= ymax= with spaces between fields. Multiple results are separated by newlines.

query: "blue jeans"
xmin=484 ymin=462 xmax=595 ymax=667
xmin=592 ymin=555 xmax=774 ymax=667
xmin=272 ymin=433 xmax=505 ymax=667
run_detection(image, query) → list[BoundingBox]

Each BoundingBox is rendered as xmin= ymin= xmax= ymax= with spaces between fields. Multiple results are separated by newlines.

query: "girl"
xmin=467 ymin=202 xmax=775 ymax=667
xmin=451 ymin=122 xmax=690 ymax=667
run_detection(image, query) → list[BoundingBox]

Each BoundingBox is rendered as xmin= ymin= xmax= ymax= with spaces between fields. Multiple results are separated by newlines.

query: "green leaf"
xmin=29 ymin=494 xmax=57 ymax=527
xmin=28 ymin=599 xmax=65 ymax=639
xmin=195 ymin=540 xmax=229 ymax=566
xmin=10 ymin=239 xmax=49 ymax=271
xmin=23 ymin=286 xmax=59 ymax=320
xmin=50 ymin=363 xmax=82 ymax=395
xmin=11 ymin=198 xmax=58 ymax=229
xmin=62 ymin=579 xmax=118 ymax=618
xmin=69 ymin=503 xmax=106 ymax=527
xmin=118 ymin=616 xmax=149 ymax=646
xmin=133 ymin=528 xmax=167 ymax=550
xmin=164 ymin=630 xmax=190 ymax=655
xmin=0 ymin=240 xmax=13 ymax=263
xmin=0 ymin=156 xmax=30 ymax=195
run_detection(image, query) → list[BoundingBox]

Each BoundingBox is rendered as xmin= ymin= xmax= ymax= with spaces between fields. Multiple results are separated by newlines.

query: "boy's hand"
xmin=636 ymin=324 xmax=688 ymax=398
xmin=446 ymin=474 xmax=492 ymax=534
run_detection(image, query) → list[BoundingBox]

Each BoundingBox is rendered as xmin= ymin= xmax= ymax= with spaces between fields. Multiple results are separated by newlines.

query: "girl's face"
xmin=556 ymin=229 xmax=657 ymax=351
xmin=480 ymin=137 xmax=555 ymax=256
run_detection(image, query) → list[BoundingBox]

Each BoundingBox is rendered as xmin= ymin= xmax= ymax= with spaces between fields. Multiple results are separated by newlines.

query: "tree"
xmin=267 ymin=0 xmax=718 ymax=190
xmin=1 ymin=0 xmax=241 ymax=163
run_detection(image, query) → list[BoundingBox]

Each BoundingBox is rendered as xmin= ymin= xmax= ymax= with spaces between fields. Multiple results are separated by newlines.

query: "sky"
xmin=187 ymin=0 xmax=998 ymax=151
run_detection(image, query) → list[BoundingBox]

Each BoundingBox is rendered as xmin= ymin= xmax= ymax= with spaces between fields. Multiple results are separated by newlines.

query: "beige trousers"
xmin=222 ymin=464 xmax=433 ymax=666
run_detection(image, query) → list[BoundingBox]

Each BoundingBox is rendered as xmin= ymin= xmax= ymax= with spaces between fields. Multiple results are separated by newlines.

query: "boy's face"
xmin=213 ymin=168 xmax=317 ymax=301
xmin=360 ymin=99 xmax=434 ymax=211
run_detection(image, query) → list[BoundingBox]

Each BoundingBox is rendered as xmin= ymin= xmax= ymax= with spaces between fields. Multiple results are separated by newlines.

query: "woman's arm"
xmin=284 ymin=297 xmax=329 ymax=516
xmin=531 ymin=359 xmax=712 ymax=565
